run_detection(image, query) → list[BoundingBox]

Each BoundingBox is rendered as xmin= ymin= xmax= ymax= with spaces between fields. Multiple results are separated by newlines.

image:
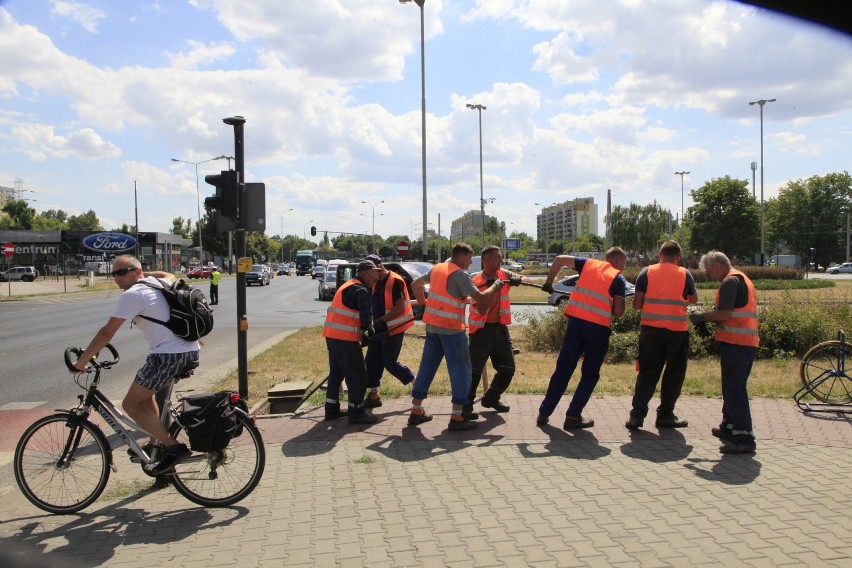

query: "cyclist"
xmin=72 ymin=254 xmax=200 ymax=474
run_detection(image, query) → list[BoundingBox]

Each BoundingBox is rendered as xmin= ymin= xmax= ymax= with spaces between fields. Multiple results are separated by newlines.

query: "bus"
xmin=295 ymin=249 xmax=317 ymax=276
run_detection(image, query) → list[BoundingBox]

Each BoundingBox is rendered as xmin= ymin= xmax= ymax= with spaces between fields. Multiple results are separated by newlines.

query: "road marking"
xmin=0 ymin=402 xmax=45 ymax=410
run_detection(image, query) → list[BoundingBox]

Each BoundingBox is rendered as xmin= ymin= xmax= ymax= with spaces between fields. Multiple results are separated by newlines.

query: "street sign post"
xmin=503 ymin=238 xmax=520 ymax=251
xmin=2 ymin=241 xmax=14 ymax=258
xmin=397 ymin=240 xmax=409 ymax=257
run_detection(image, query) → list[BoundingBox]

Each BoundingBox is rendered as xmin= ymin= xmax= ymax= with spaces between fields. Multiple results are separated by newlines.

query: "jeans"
xmin=467 ymin=323 xmax=515 ymax=408
xmin=719 ymin=341 xmax=757 ymax=442
xmin=412 ymin=331 xmax=471 ymax=405
xmin=630 ymin=326 xmax=689 ymax=419
xmin=324 ymin=338 xmax=368 ymax=416
xmin=539 ymin=317 xmax=611 ymax=418
xmin=365 ymin=333 xmax=414 ymax=388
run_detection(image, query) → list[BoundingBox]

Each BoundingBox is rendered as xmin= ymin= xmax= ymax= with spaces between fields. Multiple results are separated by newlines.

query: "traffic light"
xmin=204 ymin=170 xmax=240 ymax=220
xmin=310 ymin=226 xmax=317 ymax=237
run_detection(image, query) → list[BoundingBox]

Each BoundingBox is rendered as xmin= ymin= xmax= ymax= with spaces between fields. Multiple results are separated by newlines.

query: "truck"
xmin=768 ymin=254 xmax=802 ymax=268
xmin=295 ymin=249 xmax=317 ymax=276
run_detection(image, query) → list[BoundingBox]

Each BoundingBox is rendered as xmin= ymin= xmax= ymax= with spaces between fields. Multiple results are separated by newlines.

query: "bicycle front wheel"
xmin=14 ymin=413 xmax=112 ymax=514
xmin=800 ymin=340 xmax=852 ymax=403
xmin=169 ymin=413 xmax=265 ymax=507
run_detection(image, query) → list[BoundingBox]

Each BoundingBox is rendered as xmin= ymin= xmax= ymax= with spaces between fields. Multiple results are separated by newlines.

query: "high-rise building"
xmin=450 ymin=209 xmax=485 ymax=242
xmin=536 ymin=197 xmax=598 ymax=251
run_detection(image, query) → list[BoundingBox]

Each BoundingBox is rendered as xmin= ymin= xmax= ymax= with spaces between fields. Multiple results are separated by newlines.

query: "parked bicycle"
xmin=795 ymin=330 xmax=851 ymax=413
xmin=14 ymin=344 xmax=265 ymax=514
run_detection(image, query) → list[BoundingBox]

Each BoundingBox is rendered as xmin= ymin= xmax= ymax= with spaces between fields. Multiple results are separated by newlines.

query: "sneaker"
xmin=127 ymin=441 xmax=156 ymax=461
xmin=536 ymin=413 xmax=549 ymax=426
xmin=481 ymin=400 xmax=510 ymax=413
xmin=348 ymin=412 xmax=379 ymax=425
xmin=408 ymin=411 xmax=433 ymax=426
xmin=563 ymin=416 xmax=594 ymax=429
xmin=719 ymin=440 xmax=756 ymax=454
xmin=364 ymin=394 xmax=383 ymax=408
xmin=461 ymin=408 xmax=479 ymax=420
xmin=144 ymin=443 xmax=191 ymax=475
xmin=448 ymin=418 xmax=478 ymax=431
xmin=656 ymin=415 xmax=689 ymax=428
xmin=324 ymin=409 xmax=348 ymax=421
xmin=625 ymin=417 xmax=644 ymax=430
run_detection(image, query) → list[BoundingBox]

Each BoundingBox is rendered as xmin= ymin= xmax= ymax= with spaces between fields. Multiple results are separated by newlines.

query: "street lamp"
xmin=750 ymin=161 xmax=757 ymax=198
xmin=749 ymin=98 xmax=776 ymax=263
xmin=400 ymin=0 xmax=428 ymax=261
xmin=361 ymin=200 xmax=385 ymax=254
xmin=281 ymin=208 xmax=294 ymax=263
xmin=303 ymin=219 xmax=314 ymax=240
xmin=171 ymin=155 xmax=228 ymax=266
xmin=466 ymin=102 xmax=487 ymax=250
xmin=675 ymin=171 xmax=690 ymax=221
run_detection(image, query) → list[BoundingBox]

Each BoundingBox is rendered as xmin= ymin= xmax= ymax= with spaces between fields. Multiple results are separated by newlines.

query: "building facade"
xmin=450 ymin=210 xmax=485 ymax=242
xmin=536 ymin=197 xmax=598 ymax=251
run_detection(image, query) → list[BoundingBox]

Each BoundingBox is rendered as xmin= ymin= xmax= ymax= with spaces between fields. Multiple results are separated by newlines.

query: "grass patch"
xmin=354 ymin=455 xmax=376 ymax=464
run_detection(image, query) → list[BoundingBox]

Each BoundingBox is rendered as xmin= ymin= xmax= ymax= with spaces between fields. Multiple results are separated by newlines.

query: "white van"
xmin=445 ymin=255 xmax=481 ymax=274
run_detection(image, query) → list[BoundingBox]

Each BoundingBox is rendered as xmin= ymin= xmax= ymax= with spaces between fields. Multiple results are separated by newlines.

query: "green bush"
xmin=612 ymin=306 xmax=642 ymax=333
xmin=757 ymin=293 xmax=843 ymax=358
xmin=605 ymin=331 xmax=639 ymax=363
xmin=519 ymin=310 xmax=567 ymax=352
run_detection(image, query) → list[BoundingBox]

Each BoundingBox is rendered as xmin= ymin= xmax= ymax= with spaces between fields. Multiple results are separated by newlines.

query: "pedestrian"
xmin=322 ymin=259 xmax=382 ymax=425
xmin=408 ymin=243 xmax=505 ymax=431
xmin=465 ymin=245 xmax=526 ymax=417
xmin=72 ymin=254 xmax=199 ymax=474
xmin=538 ymin=247 xmax=628 ymax=429
xmin=362 ymin=254 xmax=415 ymax=408
xmin=209 ymin=266 xmax=221 ymax=305
xmin=626 ymin=240 xmax=698 ymax=430
xmin=690 ymin=251 xmax=759 ymax=454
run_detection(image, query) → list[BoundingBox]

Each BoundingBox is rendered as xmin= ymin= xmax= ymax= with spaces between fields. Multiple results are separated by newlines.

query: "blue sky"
xmin=1 ymin=0 xmax=850 ymax=244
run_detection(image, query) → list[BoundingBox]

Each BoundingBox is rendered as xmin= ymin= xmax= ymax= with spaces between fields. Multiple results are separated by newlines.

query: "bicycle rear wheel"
xmin=169 ymin=412 xmax=265 ymax=507
xmin=800 ymin=340 xmax=852 ymax=403
xmin=14 ymin=413 xmax=111 ymax=514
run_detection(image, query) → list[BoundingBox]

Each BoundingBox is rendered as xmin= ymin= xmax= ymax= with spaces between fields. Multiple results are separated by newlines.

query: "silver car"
xmin=547 ymin=274 xmax=635 ymax=308
xmin=318 ymin=270 xmax=337 ymax=301
xmin=827 ymin=262 xmax=852 ymax=274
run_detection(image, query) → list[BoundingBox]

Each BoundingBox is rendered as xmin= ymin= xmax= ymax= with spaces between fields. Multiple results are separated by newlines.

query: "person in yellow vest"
xmin=538 ymin=247 xmax=628 ymax=429
xmin=690 ymin=251 xmax=759 ymax=454
xmin=209 ymin=267 xmax=221 ymax=305
xmin=626 ymin=240 xmax=698 ymax=430
xmin=408 ymin=243 xmax=505 ymax=431
xmin=321 ymin=260 xmax=382 ymax=425
xmin=464 ymin=245 xmax=527 ymax=417
xmin=362 ymin=254 xmax=415 ymax=407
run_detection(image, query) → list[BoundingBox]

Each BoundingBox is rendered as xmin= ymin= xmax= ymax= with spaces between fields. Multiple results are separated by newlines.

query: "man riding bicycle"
xmin=72 ymin=254 xmax=200 ymax=474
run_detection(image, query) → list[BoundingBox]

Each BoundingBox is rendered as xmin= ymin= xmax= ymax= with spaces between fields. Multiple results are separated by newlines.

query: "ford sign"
xmin=82 ymin=233 xmax=137 ymax=253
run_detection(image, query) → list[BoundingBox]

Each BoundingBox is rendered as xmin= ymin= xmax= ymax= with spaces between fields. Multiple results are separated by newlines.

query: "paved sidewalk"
xmin=1 ymin=395 xmax=850 ymax=567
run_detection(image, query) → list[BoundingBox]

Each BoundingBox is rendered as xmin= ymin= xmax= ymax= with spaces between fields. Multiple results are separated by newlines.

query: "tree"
xmin=687 ymin=176 xmax=759 ymax=260
xmin=607 ymin=201 xmax=673 ymax=256
xmin=171 ymin=217 xmax=193 ymax=238
xmin=1 ymin=199 xmax=36 ymax=229
xmin=67 ymin=210 xmax=103 ymax=231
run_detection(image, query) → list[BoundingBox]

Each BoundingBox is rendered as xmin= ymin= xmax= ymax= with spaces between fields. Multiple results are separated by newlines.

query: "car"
xmin=277 ymin=264 xmax=291 ymax=276
xmin=187 ymin=265 xmax=220 ymax=279
xmin=501 ymin=260 xmax=524 ymax=271
xmin=546 ymin=274 xmax=636 ymax=309
xmin=318 ymin=269 xmax=337 ymax=301
xmin=312 ymin=264 xmax=326 ymax=280
xmin=827 ymin=262 xmax=852 ymax=274
xmin=245 ymin=264 xmax=270 ymax=286
xmin=335 ymin=261 xmax=433 ymax=320
xmin=0 ymin=265 xmax=38 ymax=282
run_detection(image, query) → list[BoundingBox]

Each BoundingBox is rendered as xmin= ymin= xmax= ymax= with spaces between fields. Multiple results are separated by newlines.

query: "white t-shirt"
xmin=111 ymin=277 xmax=200 ymax=354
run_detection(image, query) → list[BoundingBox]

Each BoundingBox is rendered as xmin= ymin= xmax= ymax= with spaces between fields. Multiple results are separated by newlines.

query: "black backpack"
xmin=178 ymin=392 xmax=239 ymax=452
xmin=137 ymin=278 xmax=214 ymax=341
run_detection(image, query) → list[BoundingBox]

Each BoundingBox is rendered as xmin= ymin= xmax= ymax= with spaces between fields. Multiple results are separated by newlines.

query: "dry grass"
xmin=212 ymin=325 xmax=806 ymax=407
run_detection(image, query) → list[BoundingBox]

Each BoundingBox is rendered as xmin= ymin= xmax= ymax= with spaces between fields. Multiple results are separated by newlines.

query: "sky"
xmin=1 ymin=0 xmax=851 ymax=246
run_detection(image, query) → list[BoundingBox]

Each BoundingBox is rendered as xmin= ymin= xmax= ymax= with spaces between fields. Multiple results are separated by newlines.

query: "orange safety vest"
xmin=469 ymin=269 xmax=511 ymax=334
xmin=639 ymin=263 xmax=689 ymax=332
xmin=422 ymin=262 xmax=468 ymax=331
xmin=715 ymin=269 xmax=759 ymax=347
xmin=379 ymin=271 xmax=414 ymax=336
xmin=565 ymin=258 xmax=621 ymax=328
xmin=322 ymin=279 xmax=365 ymax=341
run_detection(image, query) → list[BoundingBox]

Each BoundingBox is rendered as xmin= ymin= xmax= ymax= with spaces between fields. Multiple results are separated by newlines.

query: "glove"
xmin=508 ymin=275 xmax=524 ymax=287
xmin=542 ymin=282 xmax=555 ymax=294
xmin=360 ymin=325 xmax=375 ymax=347
xmin=485 ymin=278 xmax=496 ymax=286
xmin=688 ymin=313 xmax=704 ymax=325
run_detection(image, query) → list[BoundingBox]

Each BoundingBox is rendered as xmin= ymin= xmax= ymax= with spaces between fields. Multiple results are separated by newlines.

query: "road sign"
xmin=504 ymin=238 xmax=520 ymax=251
xmin=397 ymin=240 xmax=409 ymax=257
xmin=2 ymin=241 xmax=14 ymax=258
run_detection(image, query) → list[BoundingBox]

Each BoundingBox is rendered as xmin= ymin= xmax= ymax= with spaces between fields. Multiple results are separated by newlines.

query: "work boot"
xmin=719 ymin=439 xmax=756 ymax=454
xmin=448 ymin=417 xmax=478 ymax=431
xmin=348 ymin=412 xmax=379 ymax=425
xmin=408 ymin=410 xmax=433 ymax=426
xmin=656 ymin=414 xmax=688 ymax=428
xmin=324 ymin=408 xmax=348 ymax=421
xmin=563 ymin=415 xmax=594 ymax=429
xmin=625 ymin=416 xmax=644 ymax=430
xmin=364 ymin=393 xmax=383 ymax=408
xmin=461 ymin=406 xmax=479 ymax=420
xmin=536 ymin=413 xmax=549 ymax=426
xmin=481 ymin=399 xmax=510 ymax=413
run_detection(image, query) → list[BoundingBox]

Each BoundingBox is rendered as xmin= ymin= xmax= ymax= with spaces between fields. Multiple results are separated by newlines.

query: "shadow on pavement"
xmin=619 ymin=429 xmax=694 ymax=463
xmin=518 ymin=423 xmax=612 ymax=460
xmin=684 ymin=453 xmax=762 ymax=485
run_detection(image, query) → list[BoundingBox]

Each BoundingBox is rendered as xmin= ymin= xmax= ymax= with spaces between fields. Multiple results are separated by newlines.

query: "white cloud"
xmin=11 ymin=124 xmax=120 ymax=160
xmin=51 ymin=0 xmax=105 ymax=33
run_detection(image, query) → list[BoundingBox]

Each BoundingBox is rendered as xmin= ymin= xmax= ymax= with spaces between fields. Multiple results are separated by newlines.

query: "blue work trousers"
xmin=365 ymin=333 xmax=414 ymax=388
xmin=411 ymin=331 xmax=471 ymax=405
xmin=324 ymin=338 xmax=368 ymax=417
xmin=719 ymin=341 xmax=757 ymax=442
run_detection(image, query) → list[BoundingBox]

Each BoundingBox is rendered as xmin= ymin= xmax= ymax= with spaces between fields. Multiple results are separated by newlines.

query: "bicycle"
xmin=794 ymin=330 xmax=852 ymax=413
xmin=13 ymin=344 xmax=265 ymax=514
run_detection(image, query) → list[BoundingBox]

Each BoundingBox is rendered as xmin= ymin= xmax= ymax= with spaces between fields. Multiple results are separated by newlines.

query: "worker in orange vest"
xmin=538 ymin=247 xmax=629 ymax=429
xmin=626 ymin=240 xmax=698 ymax=430
xmin=690 ymin=251 xmax=759 ymax=454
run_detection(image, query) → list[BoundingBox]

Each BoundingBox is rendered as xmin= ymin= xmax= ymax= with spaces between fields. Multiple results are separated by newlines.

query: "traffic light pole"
xmin=224 ymin=115 xmax=249 ymax=400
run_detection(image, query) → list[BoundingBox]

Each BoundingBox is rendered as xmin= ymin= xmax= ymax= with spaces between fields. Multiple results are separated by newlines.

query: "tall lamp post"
xmin=171 ymin=155 xmax=228 ymax=266
xmin=675 ymin=171 xmax=689 ymax=222
xmin=466 ymin=102 xmax=487 ymax=250
xmin=400 ymin=0 xmax=428 ymax=261
xmin=361 ymin=200 xmax=385 ymax=254
xmin=749 ymin=98 xmax=776 ymax=264
xmin=280 ymin=208 xmax=294 ymax=263
xmin=750 ymin=161 xmax=757 ymax=198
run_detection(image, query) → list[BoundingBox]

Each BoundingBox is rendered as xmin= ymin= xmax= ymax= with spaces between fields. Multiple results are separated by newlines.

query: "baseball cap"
xmin=364 ymin=254 xmax=382 ymax=265
xmin=356 ymin=260 xmax=381 ymax=273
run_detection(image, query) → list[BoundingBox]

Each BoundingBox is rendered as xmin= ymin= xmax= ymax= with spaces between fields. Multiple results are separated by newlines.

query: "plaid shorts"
xmin=134 ymin=351 xmax=200 ymax=392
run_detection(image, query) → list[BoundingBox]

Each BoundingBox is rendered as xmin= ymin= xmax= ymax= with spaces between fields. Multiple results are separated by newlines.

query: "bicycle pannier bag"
xmin=137 ymin=278 xmax=214 ymax=341
xmin=179 ymin=392 xmax=237 ymax=452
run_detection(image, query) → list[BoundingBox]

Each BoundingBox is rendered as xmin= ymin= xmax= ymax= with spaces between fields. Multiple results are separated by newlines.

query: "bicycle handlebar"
xmin=64 ymin=344 xmax=120 ymax=372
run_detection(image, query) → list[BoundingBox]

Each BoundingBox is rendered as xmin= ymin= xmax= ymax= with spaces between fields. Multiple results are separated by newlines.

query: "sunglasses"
xmin=110 ymin=267 xmax=135 ymax=277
